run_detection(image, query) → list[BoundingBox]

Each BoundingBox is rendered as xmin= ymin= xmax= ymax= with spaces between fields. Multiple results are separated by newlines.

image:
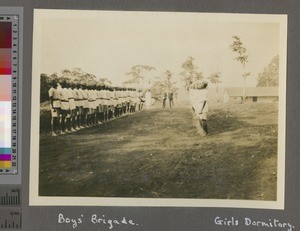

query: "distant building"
xmin=223 ymin=87 xmax=279 ymax=103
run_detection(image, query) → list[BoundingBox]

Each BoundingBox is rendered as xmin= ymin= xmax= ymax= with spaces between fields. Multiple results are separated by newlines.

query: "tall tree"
xmin=180 ymin=56 xmax=204 ymax=90
xmin=164 ymin=70 xmax=178 ymax=93
xmin=257 ymin=55 xmax=279 ymax=87
xmin=149 ymin=70 xmax=178 ymax=101
xmin=124 ymin=65 xmax=156 ymax=89
xmin=229 ymin=36 xmax=249 ymax=102
xmin=150 ymin=80 xmax=166 ymax=101
xmin=208 ymin=72 xmax=222 ymax=102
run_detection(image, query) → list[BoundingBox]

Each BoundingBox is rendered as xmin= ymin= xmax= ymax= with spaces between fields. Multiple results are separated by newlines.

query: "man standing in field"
xmin=138 ymin=90 xmax=145 ymax=111
xmin=196 ymin=81 xmax=208 ymax=135
xmin=48 ymin=80 xmax=61 ymax=136
xmin=145 ymin=89 xmax=152 ymax=110
xmin=162 ymin=91 xmax=167 ymax=108
xmin=168 ymin=91 xmax=174 ymax=108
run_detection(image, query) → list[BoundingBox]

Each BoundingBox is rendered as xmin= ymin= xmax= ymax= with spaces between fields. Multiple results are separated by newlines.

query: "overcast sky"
xmin=34 ymin=10 xmax=285 ymax=87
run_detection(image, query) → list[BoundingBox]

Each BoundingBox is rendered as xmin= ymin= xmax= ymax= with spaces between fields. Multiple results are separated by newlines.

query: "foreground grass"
xmin=39 ymin=102 xmax=278 ymax=200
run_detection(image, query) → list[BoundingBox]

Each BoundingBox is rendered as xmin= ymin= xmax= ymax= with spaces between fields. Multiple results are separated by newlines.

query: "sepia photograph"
xmin=30 ymin=9 xmax=287 ymax=208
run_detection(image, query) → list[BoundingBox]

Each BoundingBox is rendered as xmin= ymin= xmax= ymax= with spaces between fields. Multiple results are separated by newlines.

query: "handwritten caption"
xmin=214 ymin=216 xmax=295 ymax=231
xmin=58 ymin=213 xmax=139 ymax=229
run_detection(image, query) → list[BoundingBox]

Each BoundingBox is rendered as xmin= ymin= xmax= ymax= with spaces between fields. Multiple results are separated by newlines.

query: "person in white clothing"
xmin=48 ymin=80 xmax=61 ymax=136
xmin=58 ymin=80 xmax=70 ymax=134
xmin=194 ymin=81 xmax=208 ymax=135
xmin=145 ymin=90 xmax=152 ymax=110
xmin=67 ymin=83 xmax=77 ymax=132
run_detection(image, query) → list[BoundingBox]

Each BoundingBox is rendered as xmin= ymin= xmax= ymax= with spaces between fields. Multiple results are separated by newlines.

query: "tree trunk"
xmin=242 ymin=76 xmax=246 ymax=103
xmin=242 ymin=64 xmax=246 ymax=103
xmin=216 ymin=84 xmax=219 ymax=103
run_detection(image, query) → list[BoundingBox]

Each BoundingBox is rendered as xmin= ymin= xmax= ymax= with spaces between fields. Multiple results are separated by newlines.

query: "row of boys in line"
xmin=48 ymin=80 xmax=144 ymax=136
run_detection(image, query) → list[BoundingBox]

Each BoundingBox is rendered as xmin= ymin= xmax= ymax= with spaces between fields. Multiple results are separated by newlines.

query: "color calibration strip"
xmin=0 ymin=15 xmax=19 ymax=175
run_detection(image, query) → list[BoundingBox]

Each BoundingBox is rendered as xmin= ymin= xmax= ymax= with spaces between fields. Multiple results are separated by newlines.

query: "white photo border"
xmin=30 ymin=9 xmax=287 ymax=209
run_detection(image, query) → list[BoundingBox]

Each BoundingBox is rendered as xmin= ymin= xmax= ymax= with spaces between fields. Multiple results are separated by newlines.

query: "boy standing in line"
xmin=48 ymin=80 xmax=61 ymax=136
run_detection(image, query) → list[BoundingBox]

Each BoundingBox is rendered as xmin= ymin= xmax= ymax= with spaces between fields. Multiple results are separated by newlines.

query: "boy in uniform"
xmin=67 ymin=82 xmax=77 ymax=132
xmin=86 ymin=85 xmax=94 ymax=127
xmin=58 ymin=79 xmax=70 ymax=134
xmin=81 ymin=84 xmax=89 ymax=128
xmin=74 ymin=82 xmax=84 ymax=129
xmin=109 ymin=87 xmax=115 ymax=120
xmin=92 ymin=85 xmax=98 ymax=125
xmin=96 ymin=85 xmax=103 ymax=124
xmin=99 ymin=85 xmax=107 ymax=122
xmin=48 ymin=80 xmax=61 ymax=136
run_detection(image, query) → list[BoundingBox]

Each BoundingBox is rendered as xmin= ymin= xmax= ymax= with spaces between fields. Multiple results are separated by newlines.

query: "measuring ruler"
xmin=0 ymin=208 xmax=22 ymax=229
xmin=0 ymin=185 xmax=22 ymax=230
xmin=0 ymin=186 xmax=21 ymax=206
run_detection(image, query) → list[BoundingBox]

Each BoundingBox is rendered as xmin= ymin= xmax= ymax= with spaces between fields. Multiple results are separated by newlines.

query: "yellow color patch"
xmin=0 ymin=161 xmax=11 ymax=168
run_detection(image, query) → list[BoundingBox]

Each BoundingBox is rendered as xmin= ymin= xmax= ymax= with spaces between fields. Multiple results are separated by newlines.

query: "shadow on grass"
xmin=208 ymin=109 xmax=248 ymax=135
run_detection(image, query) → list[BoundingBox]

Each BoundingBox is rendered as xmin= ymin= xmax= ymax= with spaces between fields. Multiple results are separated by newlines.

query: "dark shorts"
xmin=60 ymin=109 xmax=69 ymax=116
xmin=76 ymin=106 xmax=83 ymax=115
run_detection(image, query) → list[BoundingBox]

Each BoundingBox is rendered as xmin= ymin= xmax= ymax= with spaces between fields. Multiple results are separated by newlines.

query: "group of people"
xmin=162 ymin=91 xmax=174 ymax=108
xmin=48 ymin=79 xmax=144 ymax=136
xmin=189 ymin=81 xmax=208 ymax=135
xmin=47 ymin=78 xmax=208 ymax=136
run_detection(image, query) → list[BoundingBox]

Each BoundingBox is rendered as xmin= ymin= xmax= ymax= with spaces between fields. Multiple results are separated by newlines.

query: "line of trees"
xmin=123 ymin=35 xmax=278 ymax=102
xmin=123 ymin=65 xmax=179 ymax=101
xmin=122 ymin=57 xmax=220 ymax=102
xmin=41 ymin=35 xmax=279 ymax=104
xmin=40 ymin=68 xmax=112 ymax=103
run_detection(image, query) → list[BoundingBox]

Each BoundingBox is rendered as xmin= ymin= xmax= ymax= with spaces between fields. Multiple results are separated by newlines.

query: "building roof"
xmin=224 ymin=87 xmax=278 ymax=97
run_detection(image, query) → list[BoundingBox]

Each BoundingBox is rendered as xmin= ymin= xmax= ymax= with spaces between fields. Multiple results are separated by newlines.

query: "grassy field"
xmin=39 ymin=102 xmax=278 ymax=200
